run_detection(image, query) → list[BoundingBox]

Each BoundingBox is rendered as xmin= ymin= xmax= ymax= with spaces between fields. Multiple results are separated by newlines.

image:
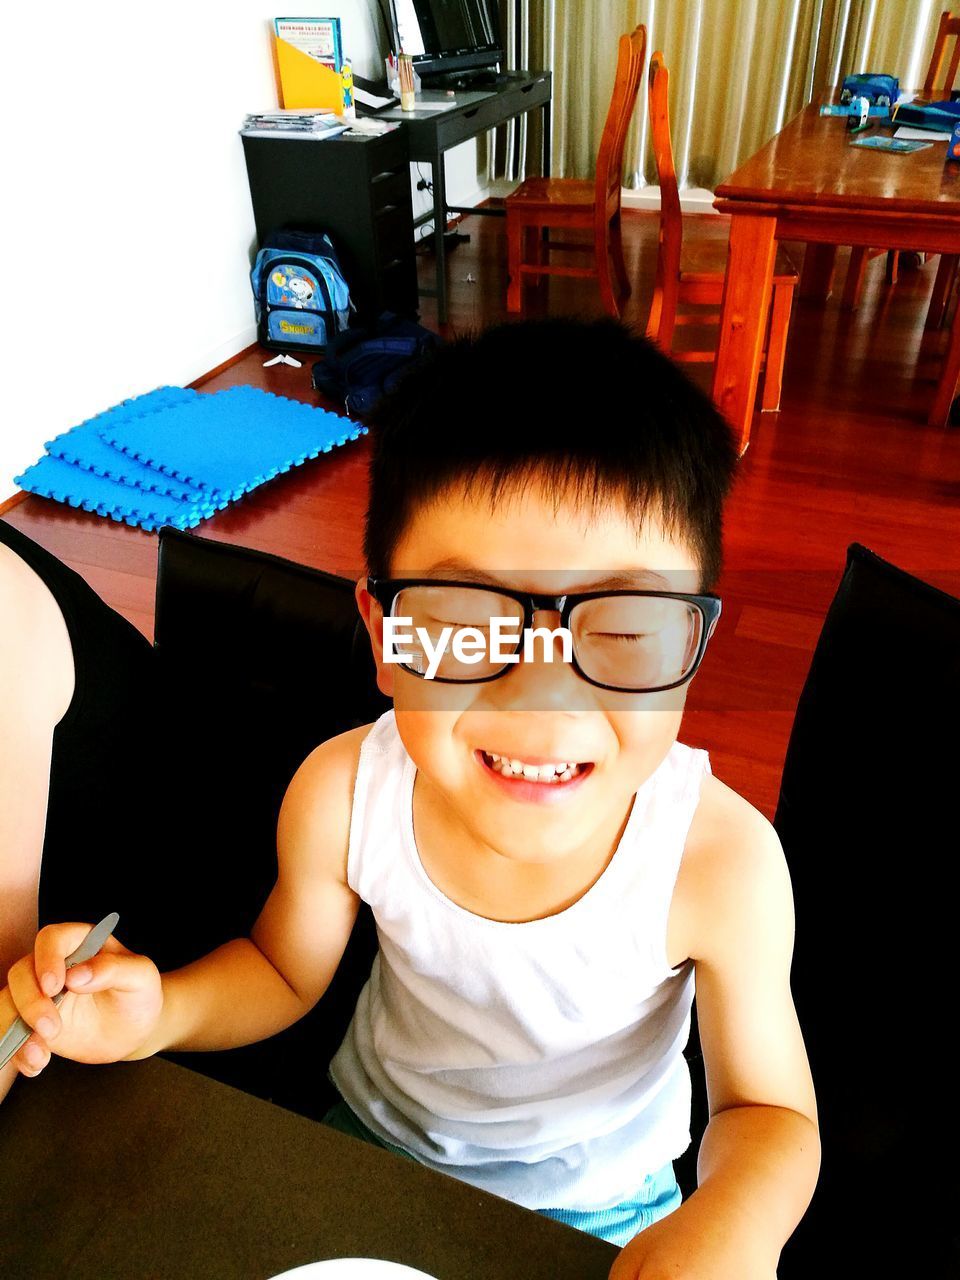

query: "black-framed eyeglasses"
xmin=367 ymin=578 xmax=722 ymax=694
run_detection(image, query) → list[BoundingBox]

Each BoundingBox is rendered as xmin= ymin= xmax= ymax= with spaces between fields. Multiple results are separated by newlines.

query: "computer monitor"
xmin=387 ymin=0 xmax=503 ymax=82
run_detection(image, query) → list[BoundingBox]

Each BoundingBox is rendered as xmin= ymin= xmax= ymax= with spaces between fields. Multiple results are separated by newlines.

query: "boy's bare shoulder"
xmin=275 ymin=722 xmax=379 ymax=884
xmin=282 ymin=721 xmax=377 ymax=819
xmin=687 ymin=771 xmax=779 ymax=855
xmin=670 ymin=771 xmax=793 ymax=965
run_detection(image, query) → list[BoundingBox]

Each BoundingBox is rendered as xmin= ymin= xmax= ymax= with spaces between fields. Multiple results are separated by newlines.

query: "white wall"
xmin=0 ymin=1 xmax=483 ymax=494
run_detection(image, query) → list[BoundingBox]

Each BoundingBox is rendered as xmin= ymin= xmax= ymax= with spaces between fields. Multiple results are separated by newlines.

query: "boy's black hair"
xmin=363 ymin=317 xmax=738 ymax=589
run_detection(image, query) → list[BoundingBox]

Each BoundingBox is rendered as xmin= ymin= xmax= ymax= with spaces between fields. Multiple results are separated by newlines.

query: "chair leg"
xmin=841 ymin=247 xmax=869 ymax=311
xmin=929 ymin=306 xmax=960 ymax=426
xmin=658 ymin=274 xmax=681 ymax=352
xmin=596 ymin=244 xmax=621 ymax=318
xmin=610 ymin=215 xmax=630 ymax=301
xmin=507 ymin=214 xmax=524 ymax=313
xmin=885 ymin=250 xmax=900 ymax=286
xmin=761 ymin=282 xmax=794 ymax=412
xmin=646 ymin=284 xmax=664 ymax=345
xmin=647 ymin=248 xmax=680 ymax=352
xmin=926 ymin=254 xmax=958 ymax=330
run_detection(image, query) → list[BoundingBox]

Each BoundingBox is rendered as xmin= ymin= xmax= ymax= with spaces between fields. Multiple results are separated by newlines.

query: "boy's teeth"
xmin=484 ymin=751 xmax=581 ymax=782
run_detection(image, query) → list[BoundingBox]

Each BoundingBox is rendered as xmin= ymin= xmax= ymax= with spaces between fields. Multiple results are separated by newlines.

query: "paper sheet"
xmin=895 ymin=125 xmax=951 ymax=141
xmin=354 ymin=86 xmax=395 ymax=109
xmin=405 ymin=100 xmax=460 ymax=111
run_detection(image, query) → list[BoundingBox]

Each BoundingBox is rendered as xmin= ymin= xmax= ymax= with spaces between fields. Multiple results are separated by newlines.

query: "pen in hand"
xmin=0 ymin=912 xmax=120 ymax=1071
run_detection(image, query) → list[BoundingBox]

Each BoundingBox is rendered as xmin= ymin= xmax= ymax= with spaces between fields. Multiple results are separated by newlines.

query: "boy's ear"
xmin=355 ymin=577 xmax=396 ymax=697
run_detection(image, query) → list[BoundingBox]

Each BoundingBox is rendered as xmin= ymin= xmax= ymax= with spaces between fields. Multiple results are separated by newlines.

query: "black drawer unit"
xmin=241 ymin=127 xmax=419 ymax=322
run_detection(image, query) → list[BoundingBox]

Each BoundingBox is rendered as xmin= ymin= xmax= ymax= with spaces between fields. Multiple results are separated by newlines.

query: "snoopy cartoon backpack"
xmin=251 ymin=229 xmax=353 ymax=352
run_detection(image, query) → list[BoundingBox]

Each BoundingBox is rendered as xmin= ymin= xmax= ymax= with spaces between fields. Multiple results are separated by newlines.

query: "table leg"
xmin=799 ymin=243 xmax=837 ymax=303
xmin=928 ymin=307 xmax=960 ymax=426
xmin=433 ymin=146 xmax=448 ymax=325
xmin=926 ymin=254 xmax=957 ymax=330
xmin=540 ymin=102 xmax=552 ymax=252
xmin=712 ymin=213 xmax=777 ymax=455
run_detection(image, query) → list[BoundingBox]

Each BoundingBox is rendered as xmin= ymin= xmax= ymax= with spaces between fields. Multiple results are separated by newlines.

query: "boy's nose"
xmin=488 ymin=608 xmax=597 ymax=712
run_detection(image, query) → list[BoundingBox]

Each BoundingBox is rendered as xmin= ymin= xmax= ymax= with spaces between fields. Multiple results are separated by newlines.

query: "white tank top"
xmin=329 ymin=710 xmax=710 ymax=1211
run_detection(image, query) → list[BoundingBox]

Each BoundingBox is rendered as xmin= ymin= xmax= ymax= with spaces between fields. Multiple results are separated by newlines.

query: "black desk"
xmin=377 ymin=71 xmax=552 ymax=323
xmin=0 ymin=1057 xmax=617 ymax=1279
xmin=243 ymin=127 xmax=420 ymax=323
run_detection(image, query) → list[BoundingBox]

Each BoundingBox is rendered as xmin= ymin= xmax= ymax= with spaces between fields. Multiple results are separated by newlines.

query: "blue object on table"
xmin=840 ymin=73 xmax=899 ymax=107
xmin=100 ymin=385 xmax=366 ymax=500
xmin=820 ymin=103 xmax=890 ymax=119
xmin=849 ymin=135 xmax=932 ymax=154
xmin=893 ymin=100 xmax=960 ymax=131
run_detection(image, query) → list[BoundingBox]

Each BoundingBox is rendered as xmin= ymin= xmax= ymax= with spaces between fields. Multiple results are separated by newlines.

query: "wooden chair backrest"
xmin=647 ymin=52 xmax=683 ymax=287
xmin=923 ymin=11 xmax=960 ymax=93
xmin=594 ymin=24 xmax=646 ymax=222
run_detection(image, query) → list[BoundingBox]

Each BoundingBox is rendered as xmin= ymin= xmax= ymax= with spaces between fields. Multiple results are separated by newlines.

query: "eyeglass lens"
xmin=390 ymin=586 xmax=704 ymax=689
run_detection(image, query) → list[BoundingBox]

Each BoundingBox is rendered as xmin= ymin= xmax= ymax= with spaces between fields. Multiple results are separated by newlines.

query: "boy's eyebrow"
xmin=420 ymin=562 xmax=675 ymax=590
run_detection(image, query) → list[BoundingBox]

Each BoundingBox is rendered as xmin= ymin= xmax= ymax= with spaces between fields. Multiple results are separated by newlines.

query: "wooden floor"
xmin=4 ymin=210 xmax=960 ymax=819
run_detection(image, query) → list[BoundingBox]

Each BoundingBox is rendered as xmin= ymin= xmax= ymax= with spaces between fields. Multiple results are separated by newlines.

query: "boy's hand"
xmin=2 ymin=922 xmax=163 ymax=1076
xmin=607 ymin=1197 xmax=777 ymax=1280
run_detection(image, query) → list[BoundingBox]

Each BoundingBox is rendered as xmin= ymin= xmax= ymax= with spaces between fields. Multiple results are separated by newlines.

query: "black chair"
xmin=153 ymin=528 xmax=389 ymax=1120
xmin=771 ymin=544 xmax=960 ymax=1276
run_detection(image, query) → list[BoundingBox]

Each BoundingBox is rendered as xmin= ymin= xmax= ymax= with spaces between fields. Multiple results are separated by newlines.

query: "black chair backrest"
xmin=153 ymin=528 xmax=390 ymax=1118
xmin=773 ymin=543 xmax=960 ymax=1276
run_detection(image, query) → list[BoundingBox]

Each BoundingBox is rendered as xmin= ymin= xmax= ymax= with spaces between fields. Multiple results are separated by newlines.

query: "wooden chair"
xmin=504 ymin=25 xmax=645 ymax=317
xmin=645 ymin=52 xmax=798 ymax=413
xmin=843 ymin=11 xmax=960 ymax=320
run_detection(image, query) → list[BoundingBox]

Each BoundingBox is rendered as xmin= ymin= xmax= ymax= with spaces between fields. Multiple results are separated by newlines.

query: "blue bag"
xmin=311 ymin=312 xmax=442 ymax=417
xmin=840 ymin=73 xmax=899 ymax=107
xmin=251 ymin=230 xmax=352 ymax=352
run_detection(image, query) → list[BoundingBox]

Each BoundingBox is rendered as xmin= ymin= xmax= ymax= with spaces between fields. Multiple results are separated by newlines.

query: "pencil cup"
xmin=399 ymin=54 xmax=416 ymax=111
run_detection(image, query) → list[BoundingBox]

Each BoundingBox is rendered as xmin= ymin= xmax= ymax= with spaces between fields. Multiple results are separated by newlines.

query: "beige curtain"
xmin=487 ymin=0 xmax=945 ymax=190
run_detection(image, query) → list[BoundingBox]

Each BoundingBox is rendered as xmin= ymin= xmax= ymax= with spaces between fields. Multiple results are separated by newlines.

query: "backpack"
xmin=250 ymin=230 xmax=352 ymax=352
xmin=311 ymin=312 xmax=442 ymax=417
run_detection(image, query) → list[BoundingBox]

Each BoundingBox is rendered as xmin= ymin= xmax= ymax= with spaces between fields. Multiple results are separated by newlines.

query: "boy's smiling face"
xmin=357 ymin=480 xmax=705 ymax=872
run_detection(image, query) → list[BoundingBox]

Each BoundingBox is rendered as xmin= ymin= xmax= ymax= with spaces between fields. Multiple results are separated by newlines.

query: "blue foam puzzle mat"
xmin=44 ymin=387 xmax=206 ymax=501
xmin=100 ymin=386 xmax=366 ymax=500
xmin=15 ymin=454 xmax=224 ymax=532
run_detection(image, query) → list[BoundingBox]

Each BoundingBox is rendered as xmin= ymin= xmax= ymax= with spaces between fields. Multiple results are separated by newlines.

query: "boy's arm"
xmin=4 ymin=726 xmax=370 ymax=1071
xmin=611 ymin=777 xmax=820 ymax=1280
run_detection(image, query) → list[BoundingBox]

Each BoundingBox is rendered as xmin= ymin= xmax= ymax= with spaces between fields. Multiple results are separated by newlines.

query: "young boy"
xmin=4 ymin=319 xmax=819 ymax=1278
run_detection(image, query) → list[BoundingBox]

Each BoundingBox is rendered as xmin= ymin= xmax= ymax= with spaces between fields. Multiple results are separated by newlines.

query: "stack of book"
xmin=241 ymin=109 xmax=348 ymax=140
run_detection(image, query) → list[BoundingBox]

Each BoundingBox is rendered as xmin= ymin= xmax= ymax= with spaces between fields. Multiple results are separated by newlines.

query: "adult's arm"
xmin=0 ymin=541 xmax=74 ymax=1103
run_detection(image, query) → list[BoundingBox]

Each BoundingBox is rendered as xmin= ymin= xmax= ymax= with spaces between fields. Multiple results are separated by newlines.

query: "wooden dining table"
xmin=0 ymin=1056 xmax=618 ymax=1279
xmin=712 ymin=98 xmax=960 ymax=452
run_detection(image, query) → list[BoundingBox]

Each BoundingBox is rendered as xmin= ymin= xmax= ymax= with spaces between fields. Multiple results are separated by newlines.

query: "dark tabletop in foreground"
xmin=0 ymin=1056 xmax=618 ymax=1280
